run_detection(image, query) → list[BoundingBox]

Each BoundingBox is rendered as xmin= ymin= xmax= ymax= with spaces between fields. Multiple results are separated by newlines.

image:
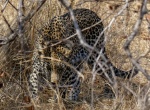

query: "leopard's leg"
xmin=29 ymin=55 xmax=41 ymax=98
xmin=59 ymin=67 xmax=81 ymax=101
xmin=55 ymin=63 xmax=78 ymax=101
xmin=29 ymin=38 xmax=50 ymax=99
xmin=68 ymin=75 xmax=80 ymax=101
xmin=64 ymin=47 xmax=88 ymax=101
xmin=29 ymin=57 xmax=50 ymax=97
xmin=38 ymin=61 xmax=51 ymax=91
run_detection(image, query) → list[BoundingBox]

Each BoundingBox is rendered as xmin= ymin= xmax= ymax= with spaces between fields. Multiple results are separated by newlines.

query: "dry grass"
xmin=0 ymin=0 xmax=150 ymax=110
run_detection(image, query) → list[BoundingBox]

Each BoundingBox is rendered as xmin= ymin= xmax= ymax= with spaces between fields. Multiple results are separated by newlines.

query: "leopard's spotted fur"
xmin=29 ymin=8 xmax=138 ymax=101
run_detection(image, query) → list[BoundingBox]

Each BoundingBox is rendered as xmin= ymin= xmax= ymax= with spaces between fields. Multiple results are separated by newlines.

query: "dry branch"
xmin=0 ymin=0 xmax=47 ymax=46
xmin=124 ymin=0 xmax=150 ymax=80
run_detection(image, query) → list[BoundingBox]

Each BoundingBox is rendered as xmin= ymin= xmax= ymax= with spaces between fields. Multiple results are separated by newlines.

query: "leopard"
xmin=29 ymin=8 xmax=138 ymax=101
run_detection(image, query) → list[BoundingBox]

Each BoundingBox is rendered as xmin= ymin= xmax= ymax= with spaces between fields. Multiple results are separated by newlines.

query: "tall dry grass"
xmin=0 ymin=0 xmax=150 ymax=110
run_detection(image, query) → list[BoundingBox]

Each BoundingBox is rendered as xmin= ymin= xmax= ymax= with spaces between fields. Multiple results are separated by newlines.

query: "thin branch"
xmin=124 ymin=0 xmax=150 ymax=81
xmin=8 ymin=0 xmax=18 ymax=11
xmin=18 ymin=0 xmax=25 ymax=51
xmin=120 ymin=82 xmax=137 ymax=97
xmin=1 ymin=0 xmax=9 ymax=12
xmin=2 ymin=14 xmax=13 ymax=33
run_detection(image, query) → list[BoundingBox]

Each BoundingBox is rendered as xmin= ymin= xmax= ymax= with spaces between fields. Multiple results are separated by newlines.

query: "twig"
xmin=8 ymin=0 xmax=18 ymax=11
xmin=18 ymin=0 xmax=25 ymax=51
xmin=2 ymin=14 xmax=13 ymax=33
xmin=1 ymin=0 xmax=9 ymax=12
xmin=120 ymin=82 xmax=137 ymax=97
